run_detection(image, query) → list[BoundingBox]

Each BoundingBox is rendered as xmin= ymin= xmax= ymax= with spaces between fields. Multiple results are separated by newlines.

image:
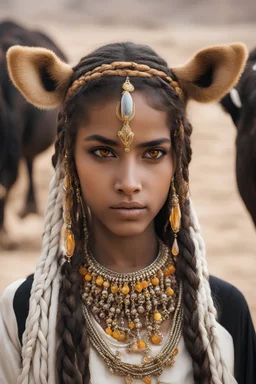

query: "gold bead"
xmin=103 ymin=280 xmax=110 ymax=288
xmin=151 ymin=277 xmax=159 ymax=286
xmin=135 ymin=282 xmax=143 ymax=292
xmin=96 ymin=276 xmax=104 ymax=286
xmin=111 ymin=285 xmax=119 ymax=293
xmin=141 ymin=280 xmax=149 ymax=288
xmin=137 ymin=339 xmax=146 ymax=349
xmin=151 ymin=334 xmax=161 ymax=344
xmin=121 ymin=284 xmax=130 ymax=295
xmin=143 ymin=377 xmax=151 ymax=384
xmin=173 ymin=347 xmax=179 ymax=356
xmin=129 ymin=322 xmax=135 ymax=329
xmin=153 ymin=312 xmax=162 ymax=321
xmin=64 ymin=229 xmax=75 ymax=257
xmin=112 ymin=329 xmax=120 ymax=340
xmin=85 ymin=273 xmax=92 ymax=281
xmin=118 ymin=331 xmax=126 ymax=342
xmin=105 ymin=327 xmax=112 ymax=336
xmin=167 ymin=264 xmax=176 ymax=274
xmin=79 ymin=266 xmax=87 ymax=276
xmin=166 ymin=287 xmax=174 ymax=296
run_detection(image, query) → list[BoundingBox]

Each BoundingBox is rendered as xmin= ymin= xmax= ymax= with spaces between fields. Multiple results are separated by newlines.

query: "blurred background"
xmin=0 ymin=0 xmax=255 ymax=325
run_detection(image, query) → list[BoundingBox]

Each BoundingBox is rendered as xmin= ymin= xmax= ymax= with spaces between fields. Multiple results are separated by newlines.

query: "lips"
xmin=110 ymin=201 xmax=147 ymax=219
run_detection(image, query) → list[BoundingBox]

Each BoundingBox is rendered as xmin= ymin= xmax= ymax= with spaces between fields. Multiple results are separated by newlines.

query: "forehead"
xmin=77 ymin=92 xmax=170 ymax=142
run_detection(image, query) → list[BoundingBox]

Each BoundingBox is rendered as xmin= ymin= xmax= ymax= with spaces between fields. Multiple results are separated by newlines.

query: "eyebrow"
xmin=84 ymin=134 xmax=171 ymax=148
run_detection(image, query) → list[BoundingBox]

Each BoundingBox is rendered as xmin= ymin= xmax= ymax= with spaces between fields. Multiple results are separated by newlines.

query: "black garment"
xmin=13 ymin=275 xmax=256 ymax=384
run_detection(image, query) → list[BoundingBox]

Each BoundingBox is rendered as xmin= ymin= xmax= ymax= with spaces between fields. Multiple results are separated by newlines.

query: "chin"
xmin=107 ymin=221 xmax=148 ymax=237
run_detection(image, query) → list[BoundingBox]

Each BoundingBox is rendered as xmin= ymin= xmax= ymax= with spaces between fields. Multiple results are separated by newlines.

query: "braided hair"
xmin=18 ymin=42 xmax=235 ymax=384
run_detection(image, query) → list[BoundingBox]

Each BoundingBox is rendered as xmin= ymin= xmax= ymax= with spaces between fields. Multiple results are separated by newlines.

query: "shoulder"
xmin=209 ymin=275 xmax=251 ymax=323
xmin=209 ymin=275 xmax=256 ymax=384
xmin=0 ymin=275 xmax=34 ymax=345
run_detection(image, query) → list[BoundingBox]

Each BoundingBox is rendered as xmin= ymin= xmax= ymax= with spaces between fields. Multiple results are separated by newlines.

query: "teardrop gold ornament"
xmin=171 ymin=237 xmax=179 ymax=257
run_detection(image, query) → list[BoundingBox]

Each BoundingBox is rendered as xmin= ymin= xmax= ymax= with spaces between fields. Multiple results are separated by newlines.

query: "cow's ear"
xmin=172 ymin=43 xmax=248 ymax=103
xmin=7 ymin=45 xmax=73 ymax=109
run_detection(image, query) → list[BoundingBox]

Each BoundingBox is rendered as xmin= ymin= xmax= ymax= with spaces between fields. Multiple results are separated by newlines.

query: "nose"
xmin=114 ymin=160 xmax=142 ymax=195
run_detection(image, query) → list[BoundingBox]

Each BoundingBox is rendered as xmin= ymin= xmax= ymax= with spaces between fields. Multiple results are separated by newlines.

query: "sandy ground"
xmin=0 ymin=18 xmax=255 ymax=326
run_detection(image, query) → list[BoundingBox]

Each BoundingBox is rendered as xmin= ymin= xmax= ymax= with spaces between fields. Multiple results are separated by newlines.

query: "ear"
xmin=6 ymin=45 xmax=73 ymax=109
xmin=172 ymin=43 xmax=248 ymax=103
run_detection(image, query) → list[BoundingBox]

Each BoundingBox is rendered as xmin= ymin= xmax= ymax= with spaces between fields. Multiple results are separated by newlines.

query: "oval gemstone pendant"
xmin=121 ymin=91 xmax=134 ymax=119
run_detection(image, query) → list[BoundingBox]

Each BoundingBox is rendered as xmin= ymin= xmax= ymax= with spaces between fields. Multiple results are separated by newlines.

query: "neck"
xmin=89 ymin=221 xmax=158 ymax=273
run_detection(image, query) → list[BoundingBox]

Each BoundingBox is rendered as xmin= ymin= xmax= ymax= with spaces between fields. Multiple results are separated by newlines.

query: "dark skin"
xmin=75 ymin=92 xmax=175 ymax=273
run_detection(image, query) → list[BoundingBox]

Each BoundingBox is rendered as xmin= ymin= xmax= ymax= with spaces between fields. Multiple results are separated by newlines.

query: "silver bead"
xmin=116 ymin=308 xmax=121 ymax=314
xmin=138 ymin=306 xmax=145 ymax=314
xmin=100 ymin=312 xmax=105 ymax=319
xmin=135 ymin=322 xmax=142 ymax=329
xmin=131 ymin=293 xmax=137 ymax=300
xmin=110 ymin=307 xmax=116 ymax=314
xmin=131 ymin=309 xmax=137 ymax=315
xmin=103 ymin=304 xmax=110 ymax=310
xmin=102 ymin=290 xmax=108 ymax=298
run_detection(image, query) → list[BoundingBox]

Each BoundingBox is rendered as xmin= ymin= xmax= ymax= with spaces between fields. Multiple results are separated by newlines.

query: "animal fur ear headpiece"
xmin=7 ymin=43 xmax=248 ymax=109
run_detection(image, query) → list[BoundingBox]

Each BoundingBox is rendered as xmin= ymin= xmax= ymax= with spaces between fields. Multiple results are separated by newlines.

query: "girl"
xmin=0 ymin=41 xmax=255 ymax=384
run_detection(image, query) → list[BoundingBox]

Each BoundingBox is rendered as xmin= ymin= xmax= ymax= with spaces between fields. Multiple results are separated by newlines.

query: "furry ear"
xmin=172 ymin=43 xmax=248 ymax=103
xmin=7 ymin=45 xmax=73 ymax=109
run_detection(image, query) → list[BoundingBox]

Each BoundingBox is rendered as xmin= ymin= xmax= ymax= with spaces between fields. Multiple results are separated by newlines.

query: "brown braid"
xmin=54 ymin=42 xmax=212 ymax=384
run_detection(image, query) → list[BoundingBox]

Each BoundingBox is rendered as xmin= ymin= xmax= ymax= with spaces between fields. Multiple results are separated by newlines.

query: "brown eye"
xmin=93 ymin=148 xmax=115 ymax=158
xmin=149 ymin=150 xmax=160 ymax=158
xmin=144 ymin=149 xmax=165 ymax=159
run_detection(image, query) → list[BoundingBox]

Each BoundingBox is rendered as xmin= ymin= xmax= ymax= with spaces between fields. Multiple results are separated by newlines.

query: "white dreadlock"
xmin=189 ymin=199 xmax=237 ymax=384
xmin=17 ymin=161 xmax=64 ymax=384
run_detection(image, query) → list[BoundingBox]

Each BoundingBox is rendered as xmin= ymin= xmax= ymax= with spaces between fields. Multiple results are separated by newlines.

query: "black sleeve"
xmin=13 ymin=274 xmax=34 ymax=344
xmin=210 ymin=275 xmax=256 ymax=384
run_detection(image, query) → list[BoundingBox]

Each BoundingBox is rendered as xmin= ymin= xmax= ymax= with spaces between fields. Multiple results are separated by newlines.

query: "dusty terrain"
xmin=0 ymin=15 xmax=255 ymax=325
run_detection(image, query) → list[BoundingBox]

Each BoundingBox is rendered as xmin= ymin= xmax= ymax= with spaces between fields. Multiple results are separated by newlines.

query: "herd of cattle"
xmin=0 ymin=20 xmax=255 ymax=249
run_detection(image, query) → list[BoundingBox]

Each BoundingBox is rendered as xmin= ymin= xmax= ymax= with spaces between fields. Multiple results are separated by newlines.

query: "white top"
xmin=0 ymin=280 xmax=235 ymax=384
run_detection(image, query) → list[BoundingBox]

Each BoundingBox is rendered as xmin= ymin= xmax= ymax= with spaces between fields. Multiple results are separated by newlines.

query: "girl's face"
xmin=75 ymin=92 xmax=175 ymax=237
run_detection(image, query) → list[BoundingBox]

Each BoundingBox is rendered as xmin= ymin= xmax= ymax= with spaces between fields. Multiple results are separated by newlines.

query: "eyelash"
xmin=90 ymin=147 xmax=167 ymax=160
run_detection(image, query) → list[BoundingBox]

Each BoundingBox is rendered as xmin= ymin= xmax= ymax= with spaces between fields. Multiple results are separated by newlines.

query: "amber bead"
xmin=151 ymin=334 xmax=161 ymax=344
xmin=135 ymin=282 xmax=143 ymax=292
xmin=141 ymin=280 xmax=149 ymax=288
xmin=111 ymin=285 xmax=119 ymax=294
xmin=172 ymin=238 xmax=179 ymax=256
xmin=105 ymin=327 xmax=112 ymax=336
xmin=112 ymin=329 xmax=120 ymax=339
xmin=163 ymin=268 xmax=171 ymax=277
xmin=137 ymin=339 xmax=146 ymax=349
xmin=130 ymin=342 xmax=139 ymax=353
xmin=169 ymin=199 xmax=181 ymax=233
xmin=153 ymin=312 xmax=162 ymax=321
xmin=118 ymin=331 xmax=126 ymax=342
xmin=173 ymin=347 xmax=179 ymax=356
xmin=103 ymin=280 xmax=110 ymax=288
xmin=79 ymin=266 xmax=87 ymax=276
xmin=129 ymin=322 xmax=135 ymax=329
xmin=85 ymin=273 xmax=92 ymax=281
xmin=96 ymin=276 xmax=104 ymax=286
xmin=167 ymin=264 xmax=176 ymax=274
xmin=151 ymin=277 xmax=159 ymax=286
xmin=143 ymin=377 xmax=151 ymax=384
xmin=121 ymin=285 xmax=130 ymax=295
xmin=64 ymin=193 xmax=73 ymax=213
xmin=64 ymin=229 xmax=75 ymax=257
xmin=166 ymin=287 xmax=174 ymax=296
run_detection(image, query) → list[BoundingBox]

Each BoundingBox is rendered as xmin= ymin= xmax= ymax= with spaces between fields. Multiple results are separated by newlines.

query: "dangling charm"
xmin=63 ymin=151 xmax=75 ymax=263
xmin=169 ymin=179 xmax=181 ymax=258
xmin=116 ymin=77 xmax=135 ymax=152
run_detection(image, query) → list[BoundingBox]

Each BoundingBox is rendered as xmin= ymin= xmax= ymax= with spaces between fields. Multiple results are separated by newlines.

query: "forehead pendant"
xmin=116 ymin=77 xmax=135 ymax=152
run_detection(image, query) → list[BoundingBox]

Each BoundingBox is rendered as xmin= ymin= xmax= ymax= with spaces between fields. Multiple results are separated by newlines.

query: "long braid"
xmin=56 ymin=108 xmax=91 ymax=384
xmin=18 ymin=160 xmax=64 ymax=384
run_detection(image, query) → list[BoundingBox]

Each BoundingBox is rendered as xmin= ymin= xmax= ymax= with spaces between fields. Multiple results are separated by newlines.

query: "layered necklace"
xmin=79 ymin=240 xmax=183 ymax=383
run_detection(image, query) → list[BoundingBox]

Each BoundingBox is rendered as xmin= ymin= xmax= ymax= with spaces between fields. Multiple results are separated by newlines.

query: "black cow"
xmin=220 ymin=49 xmax=256 ymax=227
xmin=0 ymin=20 xmax=67 ymax=248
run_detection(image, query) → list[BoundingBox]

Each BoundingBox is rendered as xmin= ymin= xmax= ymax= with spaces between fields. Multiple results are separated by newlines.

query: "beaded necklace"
xmin=79 ymin=241 xmax=183 ymax=383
